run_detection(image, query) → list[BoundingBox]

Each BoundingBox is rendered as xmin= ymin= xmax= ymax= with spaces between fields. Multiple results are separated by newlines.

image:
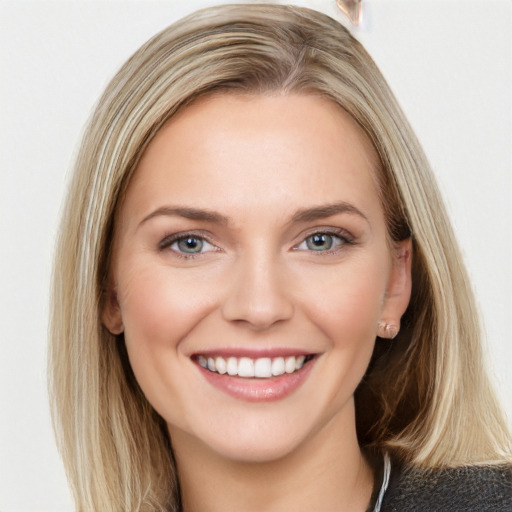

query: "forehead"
xmin=151 ymin=92 xmax=380 ymax=169
xmin=122 ymin=93 xmax=382 ymax=225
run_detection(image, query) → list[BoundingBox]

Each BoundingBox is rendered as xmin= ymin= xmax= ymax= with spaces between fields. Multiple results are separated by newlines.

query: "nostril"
xmin=221 ymin=285 xmax=294 ymax=329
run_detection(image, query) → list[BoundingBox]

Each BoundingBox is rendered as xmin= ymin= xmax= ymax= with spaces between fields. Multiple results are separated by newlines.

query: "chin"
xmin=168 ymin=393 xmax=352 ymax=467
xmin=198 ymin=429 xmax=309 ymax=464
xmin=167 ymin=403 xmax=324 ymax=465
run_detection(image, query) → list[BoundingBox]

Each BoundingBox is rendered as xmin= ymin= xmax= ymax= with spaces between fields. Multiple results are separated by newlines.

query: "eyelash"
xmin=294 ymin=228 xmax=354 ymax=254
xmin=158 ymin=228 xmax=355 ymax=258
xmin=158 ymin=231 xmax=218 ymax=259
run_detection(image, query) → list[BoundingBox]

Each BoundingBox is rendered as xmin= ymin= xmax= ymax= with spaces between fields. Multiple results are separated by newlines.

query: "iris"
xmin=306 ymin=233 xmax=335 ymax=251
xmin=177 ymin=236 xmax=204 ymax=253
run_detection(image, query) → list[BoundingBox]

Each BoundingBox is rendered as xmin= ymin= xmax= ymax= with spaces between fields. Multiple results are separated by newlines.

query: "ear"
xmin=378 ymin=238 xmax=412 ymax=337
xmin=102 ymin=285 xmax=124 ymax=335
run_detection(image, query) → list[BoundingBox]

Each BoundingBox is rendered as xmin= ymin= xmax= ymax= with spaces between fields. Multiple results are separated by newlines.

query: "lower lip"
xmin=197 ymin=359 xmax=316 ymax=402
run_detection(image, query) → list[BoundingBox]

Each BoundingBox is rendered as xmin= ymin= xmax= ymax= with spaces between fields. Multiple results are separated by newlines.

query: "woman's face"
xmin=104 ymin=94 xmax=411 ymax=462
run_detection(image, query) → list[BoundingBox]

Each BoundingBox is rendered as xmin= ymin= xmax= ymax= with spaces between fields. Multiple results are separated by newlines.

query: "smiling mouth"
xmin=195 ymin=354 xmax=315 ymax=378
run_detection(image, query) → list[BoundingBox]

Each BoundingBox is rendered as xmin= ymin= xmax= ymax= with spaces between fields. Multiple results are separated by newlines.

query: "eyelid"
xmin=157 ymin=227 xmax=354 ymax=256
xmin=158 ymin=231 xmax=219 ymax=256
xmin=293 ymin=227 xmax=355 ymax=252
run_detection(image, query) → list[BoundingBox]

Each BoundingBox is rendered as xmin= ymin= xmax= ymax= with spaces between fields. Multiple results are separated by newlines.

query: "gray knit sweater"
xmin=380 ymin=463 xmax=512 ymax=511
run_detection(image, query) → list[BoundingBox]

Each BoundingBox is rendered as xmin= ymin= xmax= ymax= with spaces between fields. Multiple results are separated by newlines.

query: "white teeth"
xmin=285 ymin=356 xmax=296 ymax=374
xmin=215 ymin=356 xmax=227 ymax=374
xmin=238 ymin=357 xmax=255 ymax=377
xmin=227 ymin=357 xmax=238 ymax=376
xmin=254 ymin=357 xmax=272 ymax=378
xmin=271 ymin=357 xmax=285 ymax=376
xmin=197 ymin=354 xmax=310 ymax=378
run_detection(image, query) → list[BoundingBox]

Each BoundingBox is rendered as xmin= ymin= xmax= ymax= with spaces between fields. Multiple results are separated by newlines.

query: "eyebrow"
xmin=291 ymin=202 xmax=369 ymax=224
xmin=139 ymin=201 xmax=368 ymax=228
xmin=139 ymin=206 xmax=229 ymax=227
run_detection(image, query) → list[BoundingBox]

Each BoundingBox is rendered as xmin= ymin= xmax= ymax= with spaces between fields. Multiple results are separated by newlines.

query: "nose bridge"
xmin=221 ymin=246 xmax=294 ymax=329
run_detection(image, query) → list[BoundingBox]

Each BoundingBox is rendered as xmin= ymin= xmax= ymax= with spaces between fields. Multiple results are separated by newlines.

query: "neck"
xmin=170 ymin=404 xmax=374 ymax=512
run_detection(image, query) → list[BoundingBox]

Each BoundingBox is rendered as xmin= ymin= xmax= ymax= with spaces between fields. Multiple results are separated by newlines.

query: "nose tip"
xmin=221 ymin=259 xmax=294 ymax=330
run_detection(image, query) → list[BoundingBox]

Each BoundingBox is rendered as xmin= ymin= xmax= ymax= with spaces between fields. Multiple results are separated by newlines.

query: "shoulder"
xmin=381 ymin=462 xmax=512 ymax=511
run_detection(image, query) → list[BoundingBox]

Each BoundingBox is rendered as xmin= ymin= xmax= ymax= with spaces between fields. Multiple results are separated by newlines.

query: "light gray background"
xmin=1 ymin=1 xmax=510 ymax=510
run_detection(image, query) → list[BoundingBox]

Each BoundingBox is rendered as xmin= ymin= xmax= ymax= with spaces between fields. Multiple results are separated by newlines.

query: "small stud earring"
xmin=377 ymin=321 xmax=399 ymax=339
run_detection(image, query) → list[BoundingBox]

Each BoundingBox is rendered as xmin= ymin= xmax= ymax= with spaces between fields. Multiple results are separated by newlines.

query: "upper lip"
xmin=191 ymin=348 xmax=317 ymax=359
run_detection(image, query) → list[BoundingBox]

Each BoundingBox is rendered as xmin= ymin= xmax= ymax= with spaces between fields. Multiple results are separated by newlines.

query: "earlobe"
xmin=377 ymin=320 xmax=399 ymax=339
xmin=102 ymin=288 xmax=124 ymax=335
xmin=378 ymin=238 xmax=413 ymax=338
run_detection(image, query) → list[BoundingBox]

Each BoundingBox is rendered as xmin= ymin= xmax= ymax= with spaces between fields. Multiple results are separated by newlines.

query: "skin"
xmin=103 ymin=93 xmax=412 ymax=511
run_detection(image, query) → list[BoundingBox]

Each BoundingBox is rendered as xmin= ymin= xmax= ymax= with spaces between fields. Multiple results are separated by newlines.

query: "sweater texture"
xmin=380 ymin=462 xmax=512 ymax=511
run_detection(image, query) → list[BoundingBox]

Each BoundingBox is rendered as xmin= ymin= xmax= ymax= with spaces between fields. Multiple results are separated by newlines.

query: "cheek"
xmin=117 ymin=264 xmax=213 ymax=342
xmin=115 ymin=263 xmax=221 ymax=425
xmin=297 ymin=255 xmax=390 ymax=342
xmin=301 ymin=260 xmax=389 ymax=406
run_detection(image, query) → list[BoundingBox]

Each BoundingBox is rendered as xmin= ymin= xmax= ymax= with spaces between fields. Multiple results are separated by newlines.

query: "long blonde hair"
xmin=49 ymin=4 xmax=511 ymax=511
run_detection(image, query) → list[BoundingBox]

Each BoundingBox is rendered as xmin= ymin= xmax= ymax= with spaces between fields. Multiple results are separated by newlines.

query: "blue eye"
xmin=306 ymin=233 xmax=335 ymax=251
xmin=159 ymin=234 xmax=216 ymax=256
xmin=174 ymin=236 xmax=205 ymax=254
xmin=296 ymin=232 xmax=349 ymax=252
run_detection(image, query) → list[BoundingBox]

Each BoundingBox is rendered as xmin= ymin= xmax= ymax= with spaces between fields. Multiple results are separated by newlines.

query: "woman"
xmin=49 ymin=4 xmax=512 ymax=511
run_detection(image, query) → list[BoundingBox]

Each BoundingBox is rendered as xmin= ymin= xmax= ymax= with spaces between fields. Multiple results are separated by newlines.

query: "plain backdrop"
xmin=0 ymin=1 xmax=510 ymax=510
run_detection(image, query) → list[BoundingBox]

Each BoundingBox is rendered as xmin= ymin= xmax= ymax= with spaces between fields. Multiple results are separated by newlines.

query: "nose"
xmin=221 ymin=253 xmax=294 ymax=330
